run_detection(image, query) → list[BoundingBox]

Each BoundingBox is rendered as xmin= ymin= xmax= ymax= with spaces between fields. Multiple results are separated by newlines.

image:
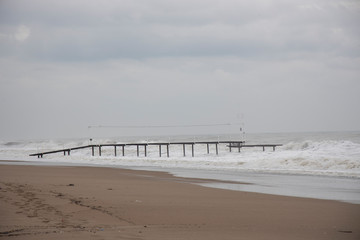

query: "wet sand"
xmin=0 ymin=164 xmax=359 ymax=239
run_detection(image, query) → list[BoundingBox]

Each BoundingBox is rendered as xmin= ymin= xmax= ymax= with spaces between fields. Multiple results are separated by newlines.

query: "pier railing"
xmin=29 ymin=141 xmax=282 ymax=158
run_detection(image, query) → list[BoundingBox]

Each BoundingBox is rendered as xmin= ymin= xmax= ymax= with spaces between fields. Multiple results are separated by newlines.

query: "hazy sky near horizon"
xmin=1 ymin=0 xmax=360 ymax=140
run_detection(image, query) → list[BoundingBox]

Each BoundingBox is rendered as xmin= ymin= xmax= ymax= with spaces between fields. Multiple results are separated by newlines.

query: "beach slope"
xmin=0 ymin=164 xmax=359 ymax=239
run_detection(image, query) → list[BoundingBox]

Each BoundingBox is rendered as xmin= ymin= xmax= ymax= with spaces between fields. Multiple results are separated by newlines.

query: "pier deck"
xmin=29 ymin=141 xmax=282 ymax=158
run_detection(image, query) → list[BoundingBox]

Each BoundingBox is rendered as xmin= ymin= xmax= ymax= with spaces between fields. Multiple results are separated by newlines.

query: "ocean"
xmin=1 ymin=131 xmax=360 ymax=204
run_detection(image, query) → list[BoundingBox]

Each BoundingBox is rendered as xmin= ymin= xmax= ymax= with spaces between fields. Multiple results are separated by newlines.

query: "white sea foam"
xmin=1 ymin=132 xmax=360 ymax=178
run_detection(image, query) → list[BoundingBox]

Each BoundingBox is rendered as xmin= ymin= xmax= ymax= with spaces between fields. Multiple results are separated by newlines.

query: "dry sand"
xmin=0 ymin=164 xmax=359 ymax=240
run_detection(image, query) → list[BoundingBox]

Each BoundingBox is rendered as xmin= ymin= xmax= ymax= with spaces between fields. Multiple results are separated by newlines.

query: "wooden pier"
xmin=227 ymin=143 xmax=282 ymax=152
xmin=29 ymin=141 xmax=282 ymax=158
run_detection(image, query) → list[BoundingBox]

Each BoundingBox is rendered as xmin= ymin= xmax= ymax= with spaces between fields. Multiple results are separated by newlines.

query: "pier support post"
xmin=167 ymin=144 xmax=169 ymax=157
xmin=183 ymin=144 xmax=186 ymax=157
xmin=99 ymin=146 xmax=102 ymax=156
xmin=63 ymin=150 xmax=70 ymax=156
xmin=263 ymin=146 xmax=265 ymax=151
xmin=92 ymin=146 xmax=94 ymax=156
xmin=145 ymin=145 xmax=147 ymax=157
xmin=122 ymin=145 xmax=125 ymax=156
xmin=192 ymin=144 xmax=194 ymax=157
xmin=216 ymin=144 xmax=218 ymax=155
xmin=114 ymin=146 xmax=117 ymax=156
xmin=137 ymin=145 xmax=139 ymax=157
xmin=159 ymin=145 xmax=162 ymax=157
xmin=207 ymin=144 xmax=209 ymax=154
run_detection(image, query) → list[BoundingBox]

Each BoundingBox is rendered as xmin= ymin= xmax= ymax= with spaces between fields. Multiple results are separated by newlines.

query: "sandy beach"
xmin=0 ymin=164 xmax=359 ymax=240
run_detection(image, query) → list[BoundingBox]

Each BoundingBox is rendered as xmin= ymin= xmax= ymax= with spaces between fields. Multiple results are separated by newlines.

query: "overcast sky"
xmin=1 ymin=0 xmax=360 ymax=140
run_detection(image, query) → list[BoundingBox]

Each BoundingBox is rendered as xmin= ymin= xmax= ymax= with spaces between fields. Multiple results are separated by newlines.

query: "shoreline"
xmin=1 ymin=164 xmax=360 ymax=239
xmin=1 ymin=159 xmax=360 ymax=204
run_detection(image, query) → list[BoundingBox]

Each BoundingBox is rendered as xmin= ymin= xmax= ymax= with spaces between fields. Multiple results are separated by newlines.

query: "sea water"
xmin=1 ymin=131 xmax=360 ymax=204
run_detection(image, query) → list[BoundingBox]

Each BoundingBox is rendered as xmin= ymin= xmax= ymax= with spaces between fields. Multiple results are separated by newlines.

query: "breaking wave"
xmin=1 ymin=134 xmax=360 ymax=178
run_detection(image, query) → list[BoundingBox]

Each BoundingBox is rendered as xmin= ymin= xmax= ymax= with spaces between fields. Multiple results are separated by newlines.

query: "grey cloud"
xmin=1 ymin=0 xmax=359 ymax=61
xmin=0 ymin=0 xmax=359 ymax=140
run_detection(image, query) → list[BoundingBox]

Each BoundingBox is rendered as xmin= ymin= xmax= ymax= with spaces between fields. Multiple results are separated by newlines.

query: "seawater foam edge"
xmin=1 ymin=133 xmax=360 ymax=179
